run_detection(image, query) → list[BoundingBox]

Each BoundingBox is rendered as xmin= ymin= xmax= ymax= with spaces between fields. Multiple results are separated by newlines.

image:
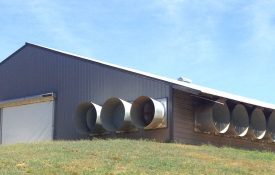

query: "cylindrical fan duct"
xmin=267 ymin=111 xmax=275 ymax=142
xmin=86 ymin=103 xmax=104 ymax=133
xmin=248 ymin=108 xmax=266 ymax=140
xmin=75 ymin=102 xmax=103 ymax=134
xmin=195 ymin=99 xmax=230 ymax=134
xmin=130 ymin=96 xmax=165 ymax=129
xmin=228 ymin=104 xmax=249 ymax=137
xmin=100 ymin=97 xmax=132 ymax=131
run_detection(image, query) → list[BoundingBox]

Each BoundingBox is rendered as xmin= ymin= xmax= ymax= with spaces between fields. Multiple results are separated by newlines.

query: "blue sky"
xmin=1 ymin=0 xmax=275 ymax=103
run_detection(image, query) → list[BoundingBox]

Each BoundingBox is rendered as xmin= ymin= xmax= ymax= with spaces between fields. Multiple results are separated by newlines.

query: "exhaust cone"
xmin=100 ymin=97 xmax=132 ymax=131
xmin=249 ymin=108 xmax=266 ymax=140
xmin=75 ymin=102 xmax=103 ymax=134
xmin=267 ymin=111 xmax=275 ymax=142
xmin=195 ymin=99 xmax=230 ymax=134
xmin=229 ymin=104 xmax=249 ymax=137
xmin=86 ymin=103 xmax=104 ymax=133
xmin=130 ymin=96 xmax=165 ymax=129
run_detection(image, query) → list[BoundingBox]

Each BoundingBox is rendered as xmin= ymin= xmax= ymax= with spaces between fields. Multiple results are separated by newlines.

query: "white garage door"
xmin=1 ymin=100 xmax=54 ymax=144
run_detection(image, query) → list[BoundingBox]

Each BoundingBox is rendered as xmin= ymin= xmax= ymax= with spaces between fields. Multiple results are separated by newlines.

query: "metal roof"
xmin=3 ymin=42 xmax=275 ymax=110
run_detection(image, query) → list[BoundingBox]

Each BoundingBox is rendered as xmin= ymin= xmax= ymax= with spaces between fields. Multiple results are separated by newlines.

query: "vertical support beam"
xmin=168 ymin=86 xmax=174 ymax=142
xmin=51 ymin=99 xmax=57 ymax=140
xmin=0 ymin=108 xmax=2 ymax=144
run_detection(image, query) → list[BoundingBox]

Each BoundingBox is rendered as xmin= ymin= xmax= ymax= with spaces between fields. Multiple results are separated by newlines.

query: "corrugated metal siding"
xmin=0 ymin=45 xmax=170 ymax=140
xmin=173 ymin=89 xmax=275 ymax=151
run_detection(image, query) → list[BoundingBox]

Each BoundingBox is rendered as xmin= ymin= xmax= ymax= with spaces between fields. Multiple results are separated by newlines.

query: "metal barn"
xmin=0 ymin=43 xmax=275 ymax=151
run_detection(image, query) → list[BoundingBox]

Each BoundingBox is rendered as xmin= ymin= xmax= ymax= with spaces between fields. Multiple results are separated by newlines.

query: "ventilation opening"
xmin=231 ymin=104 xmax=249 ymax=137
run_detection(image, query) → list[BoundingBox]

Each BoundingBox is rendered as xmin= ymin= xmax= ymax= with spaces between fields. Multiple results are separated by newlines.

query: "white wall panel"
xmin=1 ymin=101 xmax=54 ymax=144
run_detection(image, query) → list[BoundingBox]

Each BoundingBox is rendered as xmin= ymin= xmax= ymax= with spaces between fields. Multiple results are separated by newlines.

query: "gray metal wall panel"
xmin=0 ymin=46 xmax=170 ymax=140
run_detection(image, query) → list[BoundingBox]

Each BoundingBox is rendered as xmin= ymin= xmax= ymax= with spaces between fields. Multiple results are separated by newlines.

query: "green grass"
xmin=0 ymin=139 xmax=275 ymax=175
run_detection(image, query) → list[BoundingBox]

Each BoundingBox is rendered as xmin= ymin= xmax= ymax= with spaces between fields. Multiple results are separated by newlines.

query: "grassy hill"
xmin=0 ymin=139 xmax=275 ymax=175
